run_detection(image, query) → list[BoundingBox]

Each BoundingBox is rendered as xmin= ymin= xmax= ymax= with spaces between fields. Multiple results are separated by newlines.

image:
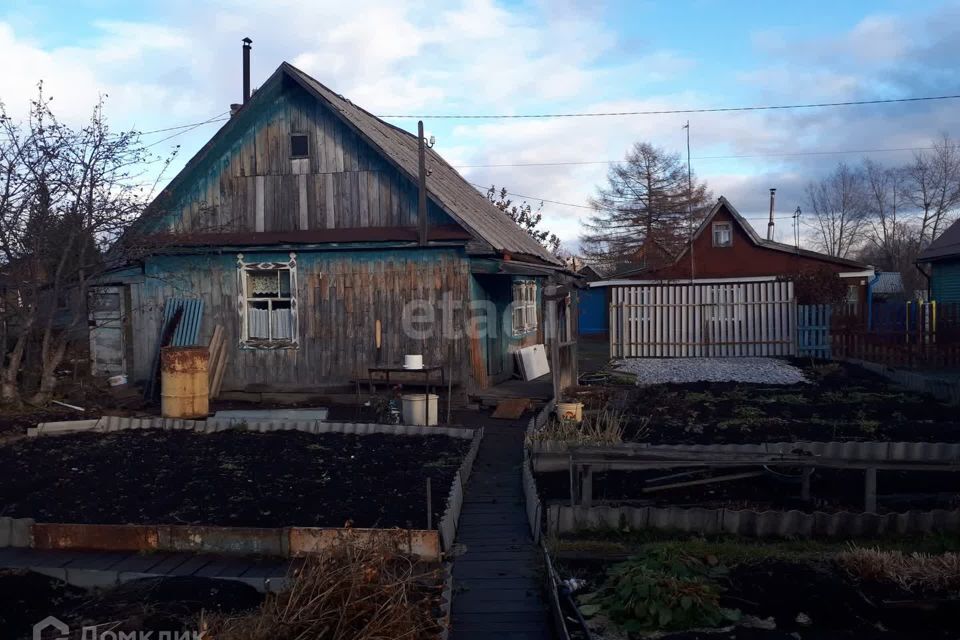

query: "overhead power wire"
xmin=377 ymin=94 xmax=960 ymax=120
xmin=454 ymin=145 xmax=938 ymax=168
xmin=472 ymin=182 xmax=798 ymax=221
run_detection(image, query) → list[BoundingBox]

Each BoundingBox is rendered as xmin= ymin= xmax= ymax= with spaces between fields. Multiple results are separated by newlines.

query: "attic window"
xmin=712 ymin=222 xmax=732 ymax=247
xmin=290 ymin=134 xmax=309 ymax=159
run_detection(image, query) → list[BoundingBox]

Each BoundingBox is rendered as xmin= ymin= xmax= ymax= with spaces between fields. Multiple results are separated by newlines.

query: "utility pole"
xmin=417 ymin=120 xmax=428 ymax=246
xmin=683 ymin=121 xmax=695 ymax=280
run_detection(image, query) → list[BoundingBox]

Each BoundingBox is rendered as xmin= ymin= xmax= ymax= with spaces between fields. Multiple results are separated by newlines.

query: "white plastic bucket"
xmin=402 ymin=393 xmax=439 ymax=426
xmin=404 ymin=354 xmax=424 ymax=370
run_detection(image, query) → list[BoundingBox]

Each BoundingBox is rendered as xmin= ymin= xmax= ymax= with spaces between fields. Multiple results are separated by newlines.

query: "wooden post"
xmin=426 ymin=477 xmax=433 ymax=529
xmin=417 ymin=120 xmax=428 ymax=246
xmin=581 ymin=465 xmax=593 ymax=509
xmin=800 ymin=467 xmax=813 ymax=502
xmin=865 ymin=467 xmax=877 ymax=513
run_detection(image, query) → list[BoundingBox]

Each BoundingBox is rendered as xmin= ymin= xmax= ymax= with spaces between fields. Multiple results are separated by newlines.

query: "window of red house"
xmin=712 ymin=222 xmax=732 ymax=247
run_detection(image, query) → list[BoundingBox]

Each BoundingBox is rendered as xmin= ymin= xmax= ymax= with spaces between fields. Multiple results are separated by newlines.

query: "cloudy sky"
xmin=3 ymin=0 xmax=958 ymax=248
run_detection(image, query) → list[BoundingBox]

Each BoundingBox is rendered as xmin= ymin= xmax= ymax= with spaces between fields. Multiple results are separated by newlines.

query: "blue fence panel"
xmin=797 ymin=304 xmax=832 ymax=358
xmin=578 ymin=287 xmax=608 ymax=336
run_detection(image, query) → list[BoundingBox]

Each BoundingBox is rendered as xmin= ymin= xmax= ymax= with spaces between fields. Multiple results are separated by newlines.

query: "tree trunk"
xmin=0 ymin=333 xmax=29 ymax=407
xmin=29 ymin=331 xmax=68 ymax=406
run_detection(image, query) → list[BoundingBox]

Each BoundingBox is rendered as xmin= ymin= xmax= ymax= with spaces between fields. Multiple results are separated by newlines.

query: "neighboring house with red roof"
xmin=613 ymin=196 xmax=875 ymax=307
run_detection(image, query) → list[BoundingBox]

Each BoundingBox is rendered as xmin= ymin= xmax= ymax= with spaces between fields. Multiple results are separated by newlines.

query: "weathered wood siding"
xmin=129 ymin=248 xmax=476 ymax=392
xmin=159 ymin=77 xmax=455 ymax=234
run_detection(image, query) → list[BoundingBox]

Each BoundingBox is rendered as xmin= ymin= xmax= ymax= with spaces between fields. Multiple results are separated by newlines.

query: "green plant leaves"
xmin=583 ymin=549 xmax=741 ymax=632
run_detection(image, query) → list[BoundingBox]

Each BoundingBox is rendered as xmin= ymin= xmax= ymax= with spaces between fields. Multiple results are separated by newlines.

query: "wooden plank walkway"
xmin=450 ymin=419 xmax=553 ymax=640
xmin=0 ymin=547 xmax=290 ymax=591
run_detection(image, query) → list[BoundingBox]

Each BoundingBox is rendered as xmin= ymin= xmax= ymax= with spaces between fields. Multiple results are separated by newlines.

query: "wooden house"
xmin=613 ymin=197 xmax=874 ymax=304
xmin=917 ymin=217 xmax=960 ymax=303
xmin=94 ymin=62 xmax=566 ymax=397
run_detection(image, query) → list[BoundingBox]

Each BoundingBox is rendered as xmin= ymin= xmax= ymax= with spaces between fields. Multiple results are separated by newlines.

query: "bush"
xmin=792 ymin=268 xmax=849 ymax=305
xmin=579 ymin=547 xmax=739 ymax=632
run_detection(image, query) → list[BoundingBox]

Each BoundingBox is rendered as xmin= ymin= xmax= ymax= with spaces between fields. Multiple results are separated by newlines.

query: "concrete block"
xmin=10 ymin=518 xmax=33 ymax=547
xmin=64 ymin=568 xmax=121 ymax=588
xmin=35 ymin=420 xmax=99 ymax=436
xmin=0 ymin=517 xmax=11 ymax=546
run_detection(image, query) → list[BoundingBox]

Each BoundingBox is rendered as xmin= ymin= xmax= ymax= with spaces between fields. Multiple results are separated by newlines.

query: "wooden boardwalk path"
xmin=450 ymin=419 xmax=553 ymax=640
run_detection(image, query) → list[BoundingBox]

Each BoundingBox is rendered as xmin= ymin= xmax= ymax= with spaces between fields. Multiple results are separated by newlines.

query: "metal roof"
xmin=871 ymin=271 xmax=904 ymax=294
xmin=917 ymin=218 xmax=960 ymax=263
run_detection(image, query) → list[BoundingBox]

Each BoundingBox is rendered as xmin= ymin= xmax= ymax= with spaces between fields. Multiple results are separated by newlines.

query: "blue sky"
xmin=2 ymin=0 xmax=958 ymax=247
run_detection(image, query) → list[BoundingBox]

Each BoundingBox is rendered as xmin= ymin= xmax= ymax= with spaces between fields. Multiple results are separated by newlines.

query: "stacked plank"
xmin=207 ymin=325 xmax=229 ymax=400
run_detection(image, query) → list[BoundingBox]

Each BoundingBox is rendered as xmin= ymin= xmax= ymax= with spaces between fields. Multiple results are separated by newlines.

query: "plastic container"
xmin=557 ymin=401 xmax=584 ymax=423
xmin=160 ymin=346 xmax=209 ymax=419
xmin=401 ymin=393 xmax=439 ymax=426
xmin=404 ymin=354 xmax=424 ymax=370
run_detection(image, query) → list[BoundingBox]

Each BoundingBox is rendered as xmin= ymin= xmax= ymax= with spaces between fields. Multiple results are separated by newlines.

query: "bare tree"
xmin=0 ymin=86 xmax=173 ymax=406
xmin=804 ymin=162 xmax=869 ymax=258
xmin=905 ymin=134 xmax=960 ymax=246
xmin=486 ymin=186 xmax=561 ymax=255
xmin=580 ymin=142 xmax=710 ymax=268
xmin=862 ymin=159 xmax=911 ymax=264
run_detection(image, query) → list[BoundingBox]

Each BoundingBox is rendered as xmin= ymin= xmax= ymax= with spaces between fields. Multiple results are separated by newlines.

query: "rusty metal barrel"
xmin=160 ymin=346 xmax=210 ymax=419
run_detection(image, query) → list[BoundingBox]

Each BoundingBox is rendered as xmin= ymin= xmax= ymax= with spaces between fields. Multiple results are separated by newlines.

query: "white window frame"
xmin=512 ymin=280 xmax=538 ymax=335
xmin=712 ymin=222 xmax=732 ymax=247
xmin=237 ymin=252 xmax=300 ymax=349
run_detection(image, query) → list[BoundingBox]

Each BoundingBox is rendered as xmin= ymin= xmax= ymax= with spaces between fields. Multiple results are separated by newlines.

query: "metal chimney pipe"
xmin=767 ymin=188 xmax=776 ymax=241
xmin=242 ymin=37 xmax=253 ymax=103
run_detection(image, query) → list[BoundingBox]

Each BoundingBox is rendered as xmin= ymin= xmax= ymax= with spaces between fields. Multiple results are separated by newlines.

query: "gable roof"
xmin=611 ymin=196 xmax=870 ymax=278
xmin=146 ymin=62 xmax=560 ymax=266
xmin=699 ymin=197 xmax=869 ymax=269
xmin=917 ymin=217 xmax=960 ymax=262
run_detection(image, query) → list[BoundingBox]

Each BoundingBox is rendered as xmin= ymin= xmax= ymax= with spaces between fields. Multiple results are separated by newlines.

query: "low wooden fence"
xmin=830 ymin=301 xmax=960 ymax=369
xmin=610 ymin=279 xmax=796 ymax=358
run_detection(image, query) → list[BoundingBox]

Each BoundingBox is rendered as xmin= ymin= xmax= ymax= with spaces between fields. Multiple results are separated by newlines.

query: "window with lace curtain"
xmin=237 ymin=253 xmax=299 ymax=348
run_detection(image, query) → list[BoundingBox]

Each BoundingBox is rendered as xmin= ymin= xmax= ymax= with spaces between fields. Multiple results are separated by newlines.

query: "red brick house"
xmin=614 ymin=196 xmax=874 ymax=307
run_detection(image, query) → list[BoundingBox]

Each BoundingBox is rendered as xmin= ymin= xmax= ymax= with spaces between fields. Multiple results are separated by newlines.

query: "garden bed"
xmin=0 ymin=429 xmax=469 ymax=528
xmin=556 ymin=539 xmax=960 ymax=639
xmin=609 ymin=359 xmax=960 ymax=444
xmin=537 ymin=468 xmax=960 ymax=514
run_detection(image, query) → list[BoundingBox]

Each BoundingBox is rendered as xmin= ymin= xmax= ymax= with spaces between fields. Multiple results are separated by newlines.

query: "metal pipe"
xmin=767 ymin=188 xmax=776 ymax=241
xmin=242 ymin=37 xmax=252 ymax=103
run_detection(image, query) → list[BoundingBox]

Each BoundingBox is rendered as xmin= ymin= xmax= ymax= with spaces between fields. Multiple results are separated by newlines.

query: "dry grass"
xmin=837 ymin=547 xmax=960 ymax=593
xmin=530 ymin=409 xmax=636 ymax=446
xmin=200 ymin=539 xmax=444 ymax=640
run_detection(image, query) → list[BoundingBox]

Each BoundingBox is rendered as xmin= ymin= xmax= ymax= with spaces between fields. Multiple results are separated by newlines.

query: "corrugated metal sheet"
xmin=548 ymin=504 xmax=960 ymax=538
xmin=438 ymin=427 xmax=484 ymax=551
xmin=166 ymin=298 xmax=204 ymax=346
xmin=872 ymin=272 xmax=904 ymax=295
xmin=530 ymin=439 xmax=960 ymax=472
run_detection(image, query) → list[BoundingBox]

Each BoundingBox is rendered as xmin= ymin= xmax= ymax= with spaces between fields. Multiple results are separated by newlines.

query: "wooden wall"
xmin=162 ymin=77 xmax=455 ymax=234
xmin=129 ymin=248 xmax=477 ymax=392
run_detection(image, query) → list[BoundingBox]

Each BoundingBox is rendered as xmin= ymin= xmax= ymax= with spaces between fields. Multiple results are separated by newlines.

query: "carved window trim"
xmin=237 ymin=252 xmax=300 ymax=349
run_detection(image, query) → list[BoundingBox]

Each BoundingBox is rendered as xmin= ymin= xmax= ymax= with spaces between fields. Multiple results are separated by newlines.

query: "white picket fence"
xmin=609 ymin=279 xmax=796 ymax=358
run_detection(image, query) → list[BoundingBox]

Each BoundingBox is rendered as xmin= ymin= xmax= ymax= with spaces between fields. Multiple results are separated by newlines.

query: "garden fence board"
xmin=797 ymin=304 xmax=832 ymax=358
xmin=609 ymin=280 xmax=796 ymax=358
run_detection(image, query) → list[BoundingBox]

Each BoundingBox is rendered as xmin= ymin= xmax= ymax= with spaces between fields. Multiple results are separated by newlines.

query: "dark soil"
xmin=0 ymin=430 xmax=468 ymax=527
xmin=0 ymin=569 xmax=262 ymax=639
xmin=0 ymin=405 xmax=77 ymax=440
xmin=537 ymin=468 xmax=960 ymax=513
xmin=615 ymin=359 xmax=960 ymax=445
xmin=561 ymin=557 xmax=960 ymax=639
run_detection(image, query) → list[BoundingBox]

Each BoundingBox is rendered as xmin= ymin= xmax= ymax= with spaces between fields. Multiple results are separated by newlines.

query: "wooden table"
xmin=356 ymin=365 xmax=446 ymax=425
